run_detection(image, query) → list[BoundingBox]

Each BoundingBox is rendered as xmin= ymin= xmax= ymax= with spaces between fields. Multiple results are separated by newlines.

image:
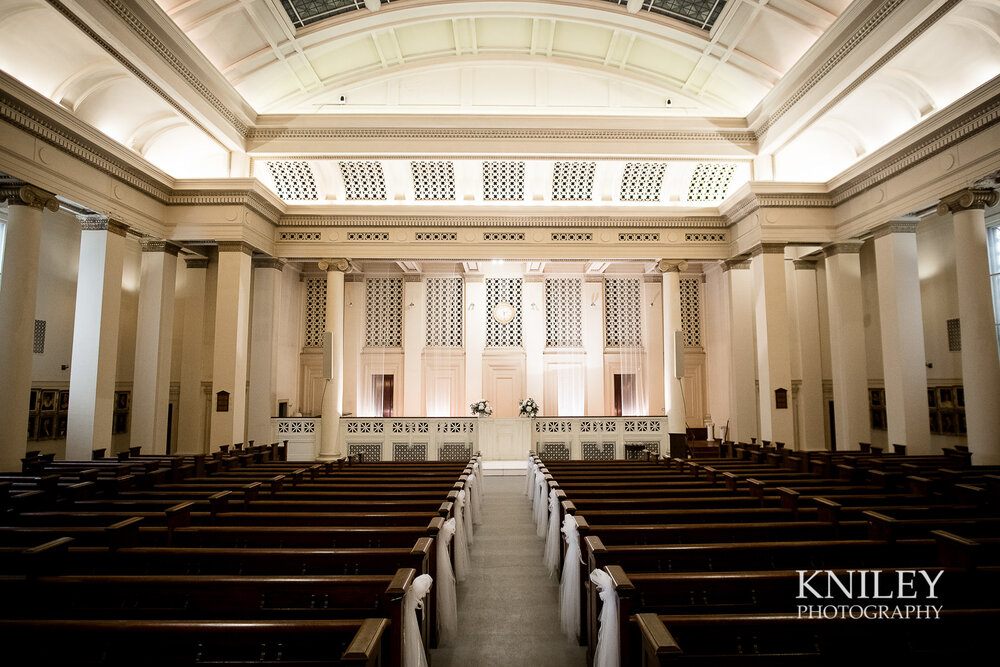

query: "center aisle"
xmin=431 ymin=475 xmax=587 ymax=666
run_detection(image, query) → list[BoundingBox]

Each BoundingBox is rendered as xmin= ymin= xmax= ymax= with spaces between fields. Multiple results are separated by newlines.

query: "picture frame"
xmin=27 ymin=414 xmax=37 ymax=440
xmin=59 ymin=390 xmax=70 ymax=412
xmin=56 ymin=415 xmax=68 ymax=439
xmin=937 ymin=387 xmax=954 ymax=408
xmin=927 ymin=389 xmax=937 ymax=408
xmin=29 ymin=389 xmax=39 ymax=412
xmin=40 ymin=390 xmax=57 ymax=412
xmin=115 ymin=391 xmax=129 ymax=411
xmin=38 ymin=415 xmax=55 ymax=439
xmin=113 ymin=412 xmax=129 ymax=434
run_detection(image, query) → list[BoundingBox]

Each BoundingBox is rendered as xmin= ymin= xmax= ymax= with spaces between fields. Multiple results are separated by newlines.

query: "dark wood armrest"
xmin=386 ymin=567 xmax=416 ymax=597
xmin=427 ymin=516 xmax=444 ymax=536
xmin=584 ymin=535 xmax=606 ymax=556
xmin=342 ymin=618 xmax=389 ymax=663
xmin=605 ymin=565 xmax=635 ymax=593
xmin=635 ymin=613 xmax=681 ymax=658
xmin=106 ymin=517 xmax=143 ymax=549
xmin=814 ymin=497 xmax=841 ymax=523
xmin=932 ymin=530 xmax=980 ymax=569
xmin=411 ymin=537 xmax=433 ymax=558
xmin=863 ymin=510 xmax=896 ymax=541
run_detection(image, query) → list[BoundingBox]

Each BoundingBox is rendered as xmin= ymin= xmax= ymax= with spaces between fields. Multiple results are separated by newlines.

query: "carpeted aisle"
xmin=430 ymin=475 xmax=587 ymax=666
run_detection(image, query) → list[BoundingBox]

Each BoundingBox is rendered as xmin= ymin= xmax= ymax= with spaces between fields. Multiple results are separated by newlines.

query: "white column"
xmin=723 ymin=259 xmax=757 ymax=443
xmin=0 ymin=183 xmax=57 ymax=469
xmin=319 ymin=258 xmax=348 ymax=459
xmin=176 ymin=256 xmax=208 ymax=454
xmin=872 ymin=220 xmax=931 ymax=454
xmin=939 ymin=189 xmax=1000 ymax=464
xmin=210 ymin=242 xmax=253 ymax=448
xmin=66 ymin=217 xmax=127 ymax=459
xmin=465 ymin=277 xmax=486 ymax=408
xmin=132 ymin=240 xmax=178 ymax=454
xmin=403 ymin=278 xmax=425 ymax=416
xmin=792 ymin=260 xmax=825 ymax=450
xmin=248 ymin=257 xmax=283 ymax=445
xmin=523 ymin=278 xmax=545 ymax=409
xmin=750 ymin=244 xmax=794 ymax=445
xmin=659 ymin=260 xmax=685 ymax=437
xmin=823 ymin=242 xmax=870 ymax=451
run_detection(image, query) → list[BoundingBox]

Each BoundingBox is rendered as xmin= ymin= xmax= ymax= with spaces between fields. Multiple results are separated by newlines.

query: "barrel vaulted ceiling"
xmin=1 ymin=0 xmax=999 ymax=202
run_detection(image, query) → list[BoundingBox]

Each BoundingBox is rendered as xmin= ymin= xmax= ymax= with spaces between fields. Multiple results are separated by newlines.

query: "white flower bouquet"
xmin=470 ymin=400 xmax=493 ymax=417
xmin=518 ymin=397 xmax=539 ymax=418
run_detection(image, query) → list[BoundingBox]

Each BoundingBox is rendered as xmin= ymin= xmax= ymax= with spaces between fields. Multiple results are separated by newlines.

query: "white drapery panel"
xmin=436 ymin=518 xmax=458 ymax=645
xmin=453 ymin=490 xmax=470 ymax=581
xmin=533 ymin=470 xmax=548 ymax=537
xmin=589 ymin=568 xmax=620 ymax=667
xmin=525 ymin=456 xmax=536 ymax=496
xmin=544 ymin=488 xmax=561 ymax=576
xmin=472 ymin=460 xmax=484 ymax=520
xmin=403 ymin=573 xmax=433 ymax=667
xmin=463 ymin=476 xmax=476 ymax=546
xmin=560 ymin=514 xmax=583 ymax=640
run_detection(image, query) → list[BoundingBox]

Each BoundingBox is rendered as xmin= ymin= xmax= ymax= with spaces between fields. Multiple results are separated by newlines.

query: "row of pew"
xmin=532 ymin=443 xmax=1000 ymax=665
xmin=1 ymin=442 xmax=482 ymax=665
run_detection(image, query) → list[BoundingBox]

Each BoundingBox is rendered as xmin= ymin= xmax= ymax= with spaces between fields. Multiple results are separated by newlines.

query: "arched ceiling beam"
xmin=71 ymin=73 xmax=131 ymax=113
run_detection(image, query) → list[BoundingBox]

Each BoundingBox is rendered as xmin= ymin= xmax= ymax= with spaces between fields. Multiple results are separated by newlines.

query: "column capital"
xmin=792 ymin=259 xmax=818 ymax=270
xmin=821 ymin=241 xmax=863 ymax=258
xmin=216 ymin=240 xmax=255 ymax=255
xmin=0 ymin=182 xmax=59 ymax=212
xmin=657 ymin=259 xmax=688 ymax=273
xmin=318 ymin=258 xmax=350 ymax=272
xmin=184 ymin=256 xmax=209 ymax=269
xmin=748 ymin=242 xmax=786 ymax=257
xmin=722 ymin=257 xmax=751 ymax=271
xmin=140 ymin=239 xmax=181 ymax=256
xmin=79 ymin=216 xmax=129 ymax=237
xmin=252 ymin=257 xmax=285 ymax=271
xmin=936 ymin=188 xmax=999 ymax=215
xmin=871 ymin=219 xmax=919 ymax=239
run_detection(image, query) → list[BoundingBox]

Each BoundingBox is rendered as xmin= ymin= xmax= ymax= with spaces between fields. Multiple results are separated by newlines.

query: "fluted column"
xmin=319 ymin=258 xmax=348 ymax=459
xmin=210 ymin=242 xmax=253 ymax=448
xmin=872 ymin=219 xmax=931 ymax=454
xmin=938 ymin=188 xmax=1000 ymax=464
xmin=792 ymin=260 xmax=825 ymax=450
xmin=176 ymin=257 xmax=208 ymax=454
xmin=66 ymin=217 xmax=128 ymax=459
xmin=823 ymin=242 xmax=870 ymax=450
xmin=132 ymin=240 xmax=179 ymax=454
xmin=722 ymin=259 xmax=757 ymax=443
xmin=0 ymin=183 xmax=58 ymax=470
xmin=659 ymin=260 xmax=686 ymax=455
xmin=750 ymin=244 xmax=794 ymax=446
xmin=248 ymin=257 xmax=284 ymax=445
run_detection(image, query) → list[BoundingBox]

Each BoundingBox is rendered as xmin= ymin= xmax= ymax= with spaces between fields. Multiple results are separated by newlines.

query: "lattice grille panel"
xmin=551 ymin=233 xmax=592 ymax=241
xmin=349 ymin=442 xmax=382 ymax=462
xmin=339 ymin=161 xmax=387 ymax=200
xmin=411 ymin=161 xmax=455 ymax=200
xmin=687 ymin=162 xmax=736 ymax=202
xmin=266 ymin=160 xmax=318 ymax=201
xmin=486 ymin=278 xmax=523 ymax=347
xmin=544 ymin=278 xmax=582 ymax=347
xmin=552 ymin=162 xmax=596 ymax=201
xmin=619 ymin=232 xmax=660 ymax=242
xmin=624 ymin=441 xmax=659 ymax=459
xmin=439 ymin=443 xmax=471 ymax=460
xmin=483 ymin=232 xmax=525 ymax=241
xmin=604 ymin=278 xmax=642 ymax=347
xmin=947 ymin=318 xmax=962 ymax=351
xmin=685 ymin=232 xmax=726 ymax=242
xmin=415 ymin=232 xmax=457 ymax=241
xmin=392 ymin=443 xmax=427 ymax=461
xmin=347 ymin=232 xmax=390 ymax=241
xmin=483 ymin=161 xmax=525 ymax=201
xmin=304 ymin=278 xmax=327 ymax=348
xmin=540 ymin=442 xmax=570 ymax=461
xmin=620 ymin=162 xmax=666 ymax=201
xmin=33 ymin=320 xmax=46 ymax=354
xmin=426 ymin=277 xmax=463 ymax=347
xmin=279 ymin=231 xmax=321 ymax=241
xmin=582 ymin=442 xmax=615 ymax=461
xmin=680 ymin=278 xmax=702 ymax=347
xmin=365 ymin=279 xmax=403 ymax=347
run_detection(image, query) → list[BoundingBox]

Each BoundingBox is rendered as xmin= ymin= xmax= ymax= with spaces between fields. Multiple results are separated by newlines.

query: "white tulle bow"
xmin=403 ymin=573 xmax=433 ymax=667
xmin=534 ymin=470 xmax=548 ymax=536
xmin=589 ymin=568 xmax=620 ymax=667
xmin=544 ymin=488 xmax=561 ymax=576
xmin=453 ymin=490 xmax=470 ymax=581
xmin=560 ymin=514 xmax=583 ymax=640
xmin=436 ymin=518 xmax=458 ymax=645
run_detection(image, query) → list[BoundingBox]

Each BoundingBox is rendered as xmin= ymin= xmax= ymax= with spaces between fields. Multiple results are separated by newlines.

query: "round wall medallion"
xmin=492 ymin=301 xmax=515 ymax=323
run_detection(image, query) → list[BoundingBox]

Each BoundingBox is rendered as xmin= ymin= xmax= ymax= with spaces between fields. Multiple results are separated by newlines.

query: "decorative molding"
xmin=168 ymin=190 xmax=282 ymax=223
xmin=870 ymin=220 xmax=919 ymax=239
xmin=657 ymin=260 xmax=688 ymax=273
xmin=184 ymin=257 xmax=209 ymax=269
xmin=822 ymin=241 xmax=864 ymax=257
xmin=252 ymin=257 xmax=285 ymax=270
xmin=725 ymin=191 xmax=834 ymax=225
xmin=79 ymin=216 xmax=129 ymax=237
xmin=246 ymin=127 xmax=758 ymax=144
xmin=277 ymin=215 xmax=728 ymax=228
xmin=0 ymin=181 xmax=59 ymax=211
xmin=749 ymin=242 xmax=787 ymax=257
xmin=140 ymin=239 xmax=181 ymax=255
xmin=792 ymin=259 xmax=817 ymax=270
xmin=318 ymin=258 xmax=350 ymax=272
xmin=216 ymin=240 xmax=255 ymax=255
xmin=935 ymin=189 xmax=1000 ymax=215
xmin=722 ymin=258 xmax=751 ymax=271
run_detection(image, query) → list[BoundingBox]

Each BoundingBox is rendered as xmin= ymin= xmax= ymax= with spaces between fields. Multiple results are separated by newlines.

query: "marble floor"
xmin=430 ymin=475 xmax=587 ymax=667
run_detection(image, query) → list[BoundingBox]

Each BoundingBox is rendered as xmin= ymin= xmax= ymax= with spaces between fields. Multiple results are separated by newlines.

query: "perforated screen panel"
xmin=620 ymin=162 xmax=666 ymax=201
xmin=687 ymin=162 xmax=736 ymax=202
xmin=304 ymin=278 xmax=327 ymax=348
xmin=365 ymin=278 xmax=403 ymax=347
xmin=680 ymin=278 xmax=702 ymax=347
xmin=545 ymin=278 xmax=583 ymax=347
xmin=486 ymin=278 xmax=523 ymax=347
xmin=426 ymin=277 xmax=464 ymax=347
xmin=340 ymin=161 xmax=387 ymax=200
xmin=266 ymin=160 xmax=319 ymax=201
xmin=411 ymin=161 xmax=456 ymax=200
xmin=483 ymin=161 xmax=525 ymax=201
xmin=604 ymin=278 xmax=642 ymax=347
xmin=552 ymin=162 xmax=596 ymax=201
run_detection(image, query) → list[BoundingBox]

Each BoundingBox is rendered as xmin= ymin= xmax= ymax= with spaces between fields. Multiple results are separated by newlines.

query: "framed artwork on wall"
xmin=59 ymin=391 xmax=69 ymax=411
xmin=40 ymin=390 xmax=57 ymax=412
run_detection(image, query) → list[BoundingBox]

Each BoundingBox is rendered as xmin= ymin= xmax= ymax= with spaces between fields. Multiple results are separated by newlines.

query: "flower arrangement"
xmin=518 ymin=397 xmax=540 ymax=418
xmin=470 ymin=400 xmax=493 ymax=417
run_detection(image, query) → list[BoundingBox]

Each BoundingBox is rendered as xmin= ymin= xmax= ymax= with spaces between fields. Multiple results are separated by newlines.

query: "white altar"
xmin=477 ymin=417 xmax=532 ymax=460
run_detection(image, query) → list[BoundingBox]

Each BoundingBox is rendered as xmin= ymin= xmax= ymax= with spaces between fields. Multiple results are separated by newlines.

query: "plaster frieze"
xmin=277 ymin=215 xmax=728 ymax=228
xmin=723 ymin=191 xmax=834 ymax=226
xmin=246 ymin=127 xmax=757 ymax=144
xmin=792 ymin=259 xmax=817 ymax=270
xmin=721 ymin=258 xmax=751 ymax=271
xmin=821 ymin=241 xmax=864 ymax=257
xmin=78 ymin=216 xmax=129 ymax=237
xmin=0 ymin=180 xmax=59 ymax=211
xmin=184 ymin=257 xmax=209 ymax=269
xmin=748 ymin=242 xmax=787 ymax=257
xmin=870 ymin=219 xmax=919 ymax=239
xmin=140 ymin=239 xmax=181 ymax=255
xmin=318 ymin=258 xmax=350 ymax=272
xmin=168 ymin=190 xmax=283 ymax=224
xmin=216 ymin=240 xmax=255 ymax=255
xmin=936 ymin=188 xmax=1000 ymax=215
xmin=252 ymin=257 xmax=285 ymax=271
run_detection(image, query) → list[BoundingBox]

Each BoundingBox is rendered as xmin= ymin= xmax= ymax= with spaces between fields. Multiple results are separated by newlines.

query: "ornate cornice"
xmin=168 ymin=190 xmax=282 ymax=223
xmin=184 ymin=257 xmax=209 ymax=269
xmin=870 ymin=219 xmax=919 ymax=239
xmin=722 ymin=258 xmax=751 ymax=271
xmin=277 ymin=215 xmax=728 ymax=229
xmin=822 ymin=241 xmax=863 ymax=257
xmin=140 ymin=239 xmax=181 ymax=255
xmin=792 ymin=259 xmax=817 ymax=270
xmin=217 ymin=241 xmax=255 ymax=255
xmin=246 ymin=127 xmax=757 ymax=144
xmin=252 ymin=257 xmax=285 ymax=271
xmin=657 ymin=260 xmax=688 ymax=273
xmin=724 ymin=191 xmax=834 ymax=225
xmin=79 ymin=216 xmax=129 ymax=237
xmin=749 ymin=242 xmax=787 ymax=257
xmin=832 ymin=87 xmax=1000 ymax=205
xmin=0 ymin=180 xmax=59 ymax=211
xmin=936 ymin=188 xmax=1000 ymax=215
xmin=318 ymin=259 xmax=350 ymax=272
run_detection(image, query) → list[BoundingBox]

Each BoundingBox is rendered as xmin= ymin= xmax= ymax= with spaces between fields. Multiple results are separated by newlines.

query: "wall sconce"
xmin=468 ymin=303 xmax=475 ymax=311
xmin=591 ymin=294 xmax=600 ymax=307
xmin=530 ymin=303 xmax=538 ymax=311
